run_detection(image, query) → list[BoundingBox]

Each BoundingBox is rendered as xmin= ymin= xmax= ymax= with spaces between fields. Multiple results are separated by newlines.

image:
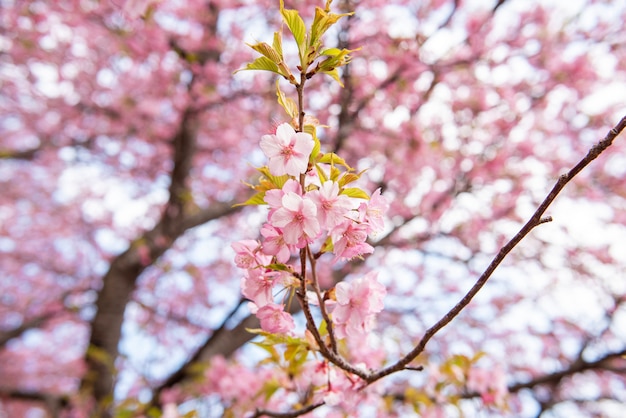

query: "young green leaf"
xmin=257 ymin=166 xmax=290 ymax=188
xmin=234 ymin=56 xmax=281 ymax=75
xmin=321 ymin=67 xmax=343 ymax=86
xmin=338 ymin=172 xmax=362 ymax=187
xmin=303 ymin=124 xmax=321 ymax=164
xmin=310 ymin=7 xmax=353 ymax=51
xmin=276 ymin=80 xmax=298 ymax=119
xmin=233 ymin=192 xmax=267 ymax=207
xmin=315 ymin=164 xmax=328 ymax=183
xmin=319 ymin=152 xmax=352 ymax=169
xmin=279 ymin=0 xmax=307 ymax=60
xmin=340 ymin=187 xmax=370 ymax=200
xmin=248 ymin=41 xmax=283 ymax=64
xmin=318 ymin=47 xmax=359 ymax=72
xmin=272 ymin=31 xmax=283 ymax=58
xmin=264 ymin=263 xmax=292 ymax=272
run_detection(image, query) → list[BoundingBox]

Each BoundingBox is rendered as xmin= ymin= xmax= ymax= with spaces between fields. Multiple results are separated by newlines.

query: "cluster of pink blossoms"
xmin=232 ymin=123 xmax=389 ymax=337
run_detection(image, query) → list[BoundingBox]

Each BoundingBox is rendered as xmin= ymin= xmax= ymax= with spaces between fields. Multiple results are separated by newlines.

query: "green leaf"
xmin=310 ymin=7 xmax=353 ymax=55
xmin=86 ymin=345 xmax=115 ymax=371
xmin=247 ymin=328 xmax=305 ymax=346
xmin=318 ymin=152 xmax=351 ymax=169
xmin=186 ymin=361 xmax=210 ymax=377
xmin=234 ymin=56 xmax=280 ymax=75
xmin=261 ymin=379 xmax=282 ymax=401
xmin=146 ymin=406 xmax=162 ymax=418
xmin=315 ymin=164 xmax=328 ymax=183
xmin=284 ymin=342 xmax=304 ymax=362
xmin=280 ymin=0 xmax=307 ymax=60
xmin=313 ymin=47 xmax=359 ymax=86
xmin=320 ymin=235 xmax=334 ymax=253
xmin=304 ymin=124 xmax=321 ymax=163
xmin=276 ymin=80 xmax=298 ymax=119
xmin=252 ymin=340 xmax=280 ymax=362
xmin=341 ymin=187 xmax=370 ymax=200
xmin=257 ymin=166 xmax=290 ymax=188
xmin=247 ymin=41 xmax=283 ymax=64
xmin=322 ymin=68 xmax=343 ymax=86
xmin=272 ymin=31 xmax=283 ymax=58
xmin=338 ymin=172 xmax=360 ymax=187
xmin=471 ymin=351 xmax=487 ymax=363
xmin=318 ymin=318 xmax=329 ymax=336
xmin=264 ymin=263 xmax=292 ymax=272
xmin=233 ymin=191 xmax=266 ymax=207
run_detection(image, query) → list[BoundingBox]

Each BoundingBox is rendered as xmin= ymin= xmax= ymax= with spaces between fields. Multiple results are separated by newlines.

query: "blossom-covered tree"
xmin=1 ymin=0 xmax=625 ymax=417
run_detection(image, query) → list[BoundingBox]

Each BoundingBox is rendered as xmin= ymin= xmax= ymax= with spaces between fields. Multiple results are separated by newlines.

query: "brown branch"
xmin=507 ymin=347 xmax=626 ymax=393
xmin=0 ymin=146 xmax=42 ymax=160
xmin=0 ymin=389 xmax=69 ymax=418
xmin=79 ymin=108 xmax=238 ymax=414
xmin=251 ymin=401 xmax=325 ymax=418
xmin=0 ymin=313 xmax=55 ymax=349
xmin=0 ymin=287 xmax=91 ymax=348
xmin=366 ymin=115 xmax=626 ymax=382
xmin=492 ymin=0 xmax=509 ymax=14
xmin=150 ymin=298 xmax=246 ymax=403
xmin=437 ymin=0 xmax=460 ymax=30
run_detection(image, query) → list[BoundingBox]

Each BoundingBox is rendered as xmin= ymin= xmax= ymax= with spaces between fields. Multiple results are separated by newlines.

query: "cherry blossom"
xmin=467 ymin=366 xmax=508 ymax=406
xmin=256 ymin=303 xmax=296 ymax=334
xmin=308 ymin=180 xmax=355 ymax=230
xmin=331 ymin=272 xmax=386 ymax=339
xmin=260 ymin=224 xmax=293 ymax=263
xmin=358 ymin=188 xmax=389 ymax=234
xmin=240 ymin=268 xmax=275 ymax=310
xmin=330 ymin=219 xmax=374 ymax=261
xmin=260 ymin=123 xmax=315 ymax=177
xmin=231 ymin=239 xmax=270 ymax=269
xmin=269 ymin=192 xmax=320 ymax=246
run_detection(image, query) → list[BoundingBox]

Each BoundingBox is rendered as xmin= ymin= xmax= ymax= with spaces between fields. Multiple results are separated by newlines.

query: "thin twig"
xmin=367 ymin=114 xmax=626 ymax=382
xmin=251 ymin=401 xmax=325 ymax=418
xmin=307 ymin=246 xmax=339 ymax=354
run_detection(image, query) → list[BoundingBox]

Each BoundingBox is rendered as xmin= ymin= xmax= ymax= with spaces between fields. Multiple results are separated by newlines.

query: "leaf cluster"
xmin=235 ymin=0 xmax=357 ymax=86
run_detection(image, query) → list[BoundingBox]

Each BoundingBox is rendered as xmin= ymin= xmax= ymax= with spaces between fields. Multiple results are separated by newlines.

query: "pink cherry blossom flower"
xmin=260 ymin=224 xmax=293 ymax=263
xmin=330 ymin=220 xmax=374 ymax=261
xmin=231 ymin=239 xmax=271 ymax=269
xmin=331 ymin=272 xmax=386 ymax=339
xmin=308 ymin=181 xmax=354 ymax=230
xmin=256 ymin=303 xmax=295 ymax=334
xmin=264 ymin=179 xmax=302 ymax=209
xmin=358 ymin=188 xmax=389 ymax=233
xmin=264 ymin=178 xmax=302 ymax=222
xmin=121 ymin=0 xmax=161 ymax=19
xmin=270 ymin=192 xmax=320 ymax=246
xmin=260 ymin=123 xmax=314 ymax=177
xmin=240 ymin=268 xmax=275 ymax=309
xmin=467 ymin=366 xmax=508 ymax=406
xmin=161 ymin=403 xmax=180 ymax=418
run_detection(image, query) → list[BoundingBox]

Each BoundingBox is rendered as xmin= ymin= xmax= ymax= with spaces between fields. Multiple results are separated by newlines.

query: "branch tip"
xmin=539 ymin=216 xmax=553 ymax=224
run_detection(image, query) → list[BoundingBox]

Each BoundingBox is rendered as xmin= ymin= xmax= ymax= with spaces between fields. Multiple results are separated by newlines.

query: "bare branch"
xmin=0 ymin=146 xmax=42 ymax=160
xmin=80 ymin=109 xmax=238 ymax=411
xmin=251 ymin=402 xmax=325 ymax=418
xmin=0 ymin=313 xmax=55 ymax=348
xmin=492 ymin=0 xmax=509 ymax=14
xmin=367 ymin=115 xmax=626 ymax=382
xmin=507 ymin=347 xmax=626 ymax=393
xmin=0 ymin=389 xmax=69 ymax=418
